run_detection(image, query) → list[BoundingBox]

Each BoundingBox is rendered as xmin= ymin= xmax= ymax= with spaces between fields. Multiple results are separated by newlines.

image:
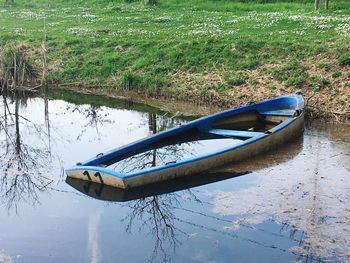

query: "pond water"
xmin=0 ymin=90 xmax=349 ymax=263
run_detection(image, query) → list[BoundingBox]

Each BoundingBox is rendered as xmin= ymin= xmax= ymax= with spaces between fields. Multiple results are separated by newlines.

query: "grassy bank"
xmin=0 ymin=0 xmax=349 ymax=120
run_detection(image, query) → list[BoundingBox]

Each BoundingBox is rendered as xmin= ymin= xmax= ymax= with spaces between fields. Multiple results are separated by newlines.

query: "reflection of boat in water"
xmin=66 ymin=171 xmax=250 ymax=202
xmin=66 ymin=93 xmax=304 ymax=189
xmin=66 ymin=126 xmax=304 ymax=202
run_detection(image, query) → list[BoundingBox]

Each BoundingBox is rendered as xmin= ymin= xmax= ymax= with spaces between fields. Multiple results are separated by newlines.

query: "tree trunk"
xmin=15 ymin=98 xmax=21 ymax=159
xmin=314 ymin=0 xmax=320 ymax=11
xmin=324 ymin=0 xmax=329 ymax=10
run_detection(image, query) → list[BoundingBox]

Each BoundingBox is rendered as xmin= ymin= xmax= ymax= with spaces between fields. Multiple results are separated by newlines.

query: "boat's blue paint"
xmin=208 ymin=129 xmax=265 ymax=138
xmin=65 ymin=94 xmax=304 ymax=181
xmin=259 ymin=110 xmax=295 ymax=117
xmin=67 ymin=166 xmax=125 ymax=177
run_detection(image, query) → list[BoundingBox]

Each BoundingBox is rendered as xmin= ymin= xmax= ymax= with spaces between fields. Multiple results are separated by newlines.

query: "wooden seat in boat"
xmin=207 ymin=129 xmax=265 ymax=138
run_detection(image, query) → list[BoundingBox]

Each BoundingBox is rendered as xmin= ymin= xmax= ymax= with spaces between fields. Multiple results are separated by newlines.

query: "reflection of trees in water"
xmin=0 ymin=91 xmax=53 ymax=212
xmin=148 ymin=112 xmax=185 ymax=135
xmin=110 ymin=113 xmax=196 ymax=173
xmin=122 ymin=191 xmax=198 ymax=263
xmin=111 ymin=143 xmax=197 ymax=174
xmin=120 ymin=187 xmax=324 ymax=263
xmin=66 ymin=105 xmax=113 ymax=141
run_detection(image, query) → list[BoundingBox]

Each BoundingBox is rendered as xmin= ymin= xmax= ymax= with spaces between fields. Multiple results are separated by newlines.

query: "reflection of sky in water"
xmin=211 ymin=128 xmax=350 ymax=262
xmin=0 ymin=92 xmax=349 ymax=263
xmin=109 ymin=138 xmax=242 ymax=173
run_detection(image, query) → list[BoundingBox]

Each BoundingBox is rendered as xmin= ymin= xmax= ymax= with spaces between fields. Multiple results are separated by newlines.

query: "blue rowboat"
xmin=65 ymin=93 xmax=304 ymax=189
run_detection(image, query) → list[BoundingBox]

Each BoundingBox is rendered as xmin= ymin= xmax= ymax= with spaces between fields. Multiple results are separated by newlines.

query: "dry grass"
xmin=164 ymin=57 xmax=350 ymax=122
xmin=0 ymin=43 xmax=42 ymax=90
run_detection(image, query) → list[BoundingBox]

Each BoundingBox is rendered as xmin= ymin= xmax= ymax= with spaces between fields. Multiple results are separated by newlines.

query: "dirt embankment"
xmin=58 ymin=56 xmax=350 ymax=122
xmin=1 ymin=44 xmax=349 ymax=121
xmin=58 ymin=79 xmax=350 ymax=123
xmin=160 ymin=57 xmax=349 ymax=121
xmin=5 ymin=70 xmax=350 ymax=122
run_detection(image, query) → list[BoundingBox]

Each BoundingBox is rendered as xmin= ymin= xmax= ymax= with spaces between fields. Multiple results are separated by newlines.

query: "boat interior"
xmin=96 ymin=109 xmax=296 ymax=173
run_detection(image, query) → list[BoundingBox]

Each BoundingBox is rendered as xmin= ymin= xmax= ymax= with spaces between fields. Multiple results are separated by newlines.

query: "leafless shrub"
xmin=0 ymin=43 xmax=40 ymax=91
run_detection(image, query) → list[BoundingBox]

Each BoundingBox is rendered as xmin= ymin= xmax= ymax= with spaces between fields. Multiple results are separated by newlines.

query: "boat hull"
xmin=66 ymin=94 xmax=305 ymax=189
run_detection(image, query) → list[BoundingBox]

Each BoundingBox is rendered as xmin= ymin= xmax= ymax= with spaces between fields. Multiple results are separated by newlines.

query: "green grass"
xmin=273 ymin=61 xmax=308 ymax=87
xmin=338 ymin=51 xmax=350 ymax=66
xmin=0 ymin=0 xmax=350 ymax=94
xmin=225 ymin=71 xmax=248 ymax=87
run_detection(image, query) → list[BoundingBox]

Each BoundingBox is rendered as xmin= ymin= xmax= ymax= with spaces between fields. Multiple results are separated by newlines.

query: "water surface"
xmin=0 ymin=90 xmax=349 ymax=263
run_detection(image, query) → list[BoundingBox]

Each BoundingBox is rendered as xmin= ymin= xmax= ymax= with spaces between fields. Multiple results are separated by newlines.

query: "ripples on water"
xmin=0 ymin=90 xmax=349 ymax=263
